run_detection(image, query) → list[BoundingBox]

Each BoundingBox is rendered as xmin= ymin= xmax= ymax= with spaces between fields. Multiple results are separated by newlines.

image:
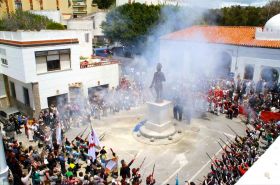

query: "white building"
xmin=29 ymin=10 xmax=62 ymax=23
xmin=160 ymin=13 xmax=280 ymax=84
xmin=67 ymin=12 xmax=107 ymax=45
xmin=0 ymin=30 xmax=119 ymax=117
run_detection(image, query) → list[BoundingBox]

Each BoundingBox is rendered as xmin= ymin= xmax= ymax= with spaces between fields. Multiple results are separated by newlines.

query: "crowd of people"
xmin=197 ymin=76 xmax=280 ymax=185
xmin=1 ymin=74 xmax=280 ymax=185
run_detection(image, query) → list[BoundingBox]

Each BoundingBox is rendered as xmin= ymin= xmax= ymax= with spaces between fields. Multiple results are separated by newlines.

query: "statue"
xmin=150 ymin=63 xmax=166 ymax=103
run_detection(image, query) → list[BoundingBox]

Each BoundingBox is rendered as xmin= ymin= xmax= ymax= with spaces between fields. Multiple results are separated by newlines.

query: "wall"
xmin=67 ymin=19 xmax=94 ymax=30
xmin=37 ymin=63 xmax=120 ymax=109
xmin=0 ymin=30 xmax=93 ymax=83
xmin=67 ymin=11 xmax=107 ymax=37
xmin=0 ymin=30 xmax=79 ymax=42
xmin=160 ymin=39 xmax=280 ymax=83
xmin=0 ymin=74 xmax=6 ymax=97
xmin=29 ymin=10 xmax=61 ymax=23
xmin=236 ymin=46 xmax=280 ymax=81
xmin=0 ymin=0 xmax=15 ymax=17
xmin=8 ymin=77 xmax=35 ymax=110
xmin=0 ymin=44 xmax=26 ymax=82
xmin=92 ymin=12 xmax=106 ymax=36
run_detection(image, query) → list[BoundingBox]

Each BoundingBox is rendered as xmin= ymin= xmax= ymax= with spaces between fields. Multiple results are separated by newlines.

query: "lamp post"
xmin=0 ymin=132 xmax=9 ymax=185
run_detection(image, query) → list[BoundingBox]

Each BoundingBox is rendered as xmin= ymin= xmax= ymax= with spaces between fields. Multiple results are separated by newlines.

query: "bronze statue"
xmin=150 ymin=63 xmax=166 ymax=103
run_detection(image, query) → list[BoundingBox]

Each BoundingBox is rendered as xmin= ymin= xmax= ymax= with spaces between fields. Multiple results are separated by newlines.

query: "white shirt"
xmin=21 ymin=168 xmax=32 ymax=185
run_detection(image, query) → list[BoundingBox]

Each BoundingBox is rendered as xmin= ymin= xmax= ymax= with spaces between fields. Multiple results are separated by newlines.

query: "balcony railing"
xmin=72 ymin=0 xmax=85 ymax=2
xmin=73 ymin=10 xmax=87 ymax=14
xmin=72 ymin=2 xmax=87 ymax=7
xmin=80 ymin=57 xmax=119 ymax=69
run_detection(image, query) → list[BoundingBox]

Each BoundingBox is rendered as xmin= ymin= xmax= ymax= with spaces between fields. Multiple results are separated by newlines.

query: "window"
xmin=15 ymin=1 xmax=23 ymax=10
xmin=47 ymin=60 xmax=60 ymax=71
xmin=35 ymin=49 xmax=71 ymax=73
xmin=85 ymin=33 xmax=89 ymax=43
xmin=244 ymin=65 xmax=254 ymax=80
xmin=10 ymin=82 xmax=16 ymax=98
xmin=92 ymin=19 xmax=95 ymax=29
xmin=23 ymin=87 xmax=30 ymax=106
xmin=0 ymin=75 xmax=6 ymax=97
xmin=0 ymin=48 xmax=7 ymax=65
xmin=1 ymin=58 xmax=8 ymax=65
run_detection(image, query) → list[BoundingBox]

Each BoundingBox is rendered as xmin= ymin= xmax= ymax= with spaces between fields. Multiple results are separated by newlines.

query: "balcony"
xmin=73 ymin=10 xmax=87 ymax=14
xmin=72 ymin=2 xmax=87 ymax=7
xmin=80 ymin=56 xmax=119 ymax=69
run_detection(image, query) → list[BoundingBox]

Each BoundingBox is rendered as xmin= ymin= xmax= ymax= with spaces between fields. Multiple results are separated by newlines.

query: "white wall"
xmin=0 ymin=30 xmax=93 ymax=84
xmin=160 ymin=39 xmax=280 ymax=83
xmin=67 ymin=12 xmax=107 ymax=37
xmin=67 ymin=19 xmax=93 ymax=30
xmin=37 ymin=63 xmax=119 ymax=109
xmin=0 ymin=30 xmax=80 ymax=42
xmin=21 ymin=44 xmax=79 ymax=83
xmin=29 ymin=10 xmax=62 ymax=23
xmin=8 ymin=77 xmax=35 ymax=109
xmin=236 ymin=47 xmax=280 ymax=81
xmin=0 ymin=74 xmax=6 ymax=97
xmin=92 ymin=12 xmax=106 ymax=36
xmin=0 ymin=44 xmax=26 ymax=82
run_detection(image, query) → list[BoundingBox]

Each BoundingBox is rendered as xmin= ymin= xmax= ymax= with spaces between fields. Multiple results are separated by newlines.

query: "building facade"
xmin=160 ymin=14 xmax=280 ymax=84
xmin=0 ymin=0 xmax=99 ymax=19
xmin=67 ymin=11 xmax=107 ymax=45
xmin=0 ymin=30 xmax=119 ymax=117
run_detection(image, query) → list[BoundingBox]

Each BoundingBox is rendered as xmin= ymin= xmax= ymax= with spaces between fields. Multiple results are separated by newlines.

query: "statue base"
xmin=139 ymin=100 xmax=176 ymax=139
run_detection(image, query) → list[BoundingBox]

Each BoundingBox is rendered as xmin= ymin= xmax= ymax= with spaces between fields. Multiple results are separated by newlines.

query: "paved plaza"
xmin=14 ymin=105 xmax=247 ymax=184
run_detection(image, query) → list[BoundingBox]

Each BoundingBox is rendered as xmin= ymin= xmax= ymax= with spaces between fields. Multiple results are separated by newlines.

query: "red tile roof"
xmin=162 ymin=26 xmax=280 ymax=49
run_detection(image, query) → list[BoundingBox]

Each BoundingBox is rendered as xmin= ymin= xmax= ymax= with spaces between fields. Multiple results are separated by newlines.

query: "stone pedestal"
xmin=139 ymin=100 xmax=176 ymax=139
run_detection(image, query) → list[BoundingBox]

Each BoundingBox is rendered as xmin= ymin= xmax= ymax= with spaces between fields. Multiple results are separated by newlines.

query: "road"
xmin=14 ymin=105 xmax=246 ymax=184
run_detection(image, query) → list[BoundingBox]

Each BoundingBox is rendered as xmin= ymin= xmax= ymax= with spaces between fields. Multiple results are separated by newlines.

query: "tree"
xmin=101 ymin=3 xmax=161 ymax=48
xmin=0 ymin=10 xmax=65 ymax=31
xmin=93 ymin=0 xmax=115 ymax=9
xmin=202 ymin=0 xmax=280 ymax=26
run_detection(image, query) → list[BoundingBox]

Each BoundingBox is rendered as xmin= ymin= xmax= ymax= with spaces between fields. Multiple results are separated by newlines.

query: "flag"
xmin=88 ymin=127 xmax=100 ymax=161
xmin=56 ymin=122 xmax=62 ymax=145
xmin=175 ymin=174 xmax=179 ymax=185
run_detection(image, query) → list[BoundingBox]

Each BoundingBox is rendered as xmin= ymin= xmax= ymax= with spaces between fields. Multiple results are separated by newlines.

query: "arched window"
xmin=244 ymin=65 xmax=254 ymax=80
xmin=261 ymin=67 xmax=279 ymax=82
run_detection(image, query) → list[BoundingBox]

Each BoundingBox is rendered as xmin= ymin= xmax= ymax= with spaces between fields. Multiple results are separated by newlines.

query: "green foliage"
xmin=0 ymin=10 xmax=65 ymax=31
xmin=46 ymin=22 xmax=65 ymax=30
xmin=93 ymin=0 xmax=115 ymax=9
xmin=101 ymin=3 xmax=161 ymax=47
xmin=102 ymin=0 xmax=280 ymax=50
xmin=202 ymin=0 xmax=280 ymax=26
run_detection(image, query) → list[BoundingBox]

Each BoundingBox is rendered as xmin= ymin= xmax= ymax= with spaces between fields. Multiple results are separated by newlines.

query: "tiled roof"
xmin=162 ymin=26 xmax=280 ymax=49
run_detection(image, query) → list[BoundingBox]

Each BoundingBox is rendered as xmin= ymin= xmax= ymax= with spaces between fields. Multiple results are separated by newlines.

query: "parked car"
xmin=0 ymin=107 xmax=22 ymax=136
xmin=93 ymin=48 xmax=112 ymax=57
